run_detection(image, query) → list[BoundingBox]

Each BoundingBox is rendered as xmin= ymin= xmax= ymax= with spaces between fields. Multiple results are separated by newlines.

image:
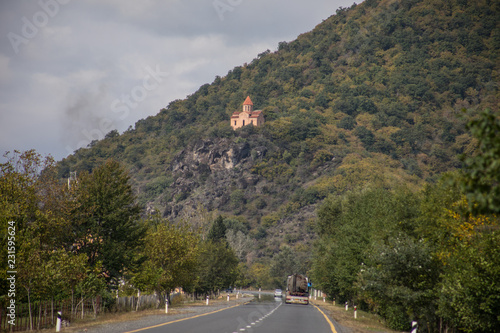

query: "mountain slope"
xmin=57 ymin=0 xmax=499 ymax=260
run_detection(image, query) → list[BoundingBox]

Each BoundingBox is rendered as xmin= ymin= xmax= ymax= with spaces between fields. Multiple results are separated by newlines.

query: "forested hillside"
xmin=57 ymin=0 xmax=498 ymax=257
xmin=2 ymin=0 xmax=499 ymax=331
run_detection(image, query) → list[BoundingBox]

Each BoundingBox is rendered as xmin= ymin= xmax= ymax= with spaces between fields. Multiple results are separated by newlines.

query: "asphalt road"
xmin=122 ymin=295 xmax=338 ymax=333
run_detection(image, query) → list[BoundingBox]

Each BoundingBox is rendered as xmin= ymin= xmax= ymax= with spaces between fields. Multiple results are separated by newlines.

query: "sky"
xmin=0 ymin=0 xmax=357 ymax=162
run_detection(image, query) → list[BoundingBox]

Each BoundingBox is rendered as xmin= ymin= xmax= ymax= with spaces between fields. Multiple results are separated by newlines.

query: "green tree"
xmin=312 ymin=187 xmax=421 ymax=304
xmin=1 ymin=151 xmax=79 ymax=307
xmin=354 ymin=126 xmax=375 ymax=148
xmin=458 ymin=109 xmax=500 ymax=214
xmin=71 ymin=160 xmax=145 ymax=287
xmin=0 ymin=150 xmax=58 ymax=231
xmin=207 ymin=215 xmax=227 ymax=243
xmin=48 ymin=249 xmax=89 ymax=310
xmin=16 ymin=228 xmax=45 ymax=330
xmin=439 ymin=228 xmax=500 ymax=333
xmin=75 ymin=266 xmax=106 ymax=319
xmin=196 ymin=240 xmax=239 ymax=295
xmin=416 ymin=177 xmax=500 ymax=332
xmin=360 ymin=235 xmax=440 ymax=331
xmin=270 ymin=245 xmax=308 ymax=288
xmin=133 ymin=217 xmax=198 ymax=304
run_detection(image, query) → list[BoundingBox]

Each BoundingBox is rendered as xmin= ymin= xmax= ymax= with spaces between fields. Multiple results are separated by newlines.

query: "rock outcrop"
xmin=164 ymin=138 xmax=267 ymax=219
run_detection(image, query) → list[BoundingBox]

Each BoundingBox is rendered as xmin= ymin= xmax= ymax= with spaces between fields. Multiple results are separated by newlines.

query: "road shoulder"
xmin=310 ymin=299 xmax=401 ymax=333
xmin=60 ymin=295 xmax=253 ymax=333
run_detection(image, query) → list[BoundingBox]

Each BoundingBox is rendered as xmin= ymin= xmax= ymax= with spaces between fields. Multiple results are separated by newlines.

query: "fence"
xmin=0 ymin=294 xmax=159 ymax=332
xmin=114 ymin=294 xmax=158 ymax=312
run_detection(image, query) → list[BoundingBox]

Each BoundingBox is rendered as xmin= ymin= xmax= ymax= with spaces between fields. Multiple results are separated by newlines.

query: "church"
xmin=230 ymin=96 xmax=264 ymax=130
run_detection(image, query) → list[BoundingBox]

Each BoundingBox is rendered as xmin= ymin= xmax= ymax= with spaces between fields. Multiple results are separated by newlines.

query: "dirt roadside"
xmin=310 ymin=299 xmax=403 ymax=333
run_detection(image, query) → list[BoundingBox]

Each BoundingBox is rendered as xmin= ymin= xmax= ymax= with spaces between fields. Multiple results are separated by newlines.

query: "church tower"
xmin=242 ymin=96 xmax=253 ymax=112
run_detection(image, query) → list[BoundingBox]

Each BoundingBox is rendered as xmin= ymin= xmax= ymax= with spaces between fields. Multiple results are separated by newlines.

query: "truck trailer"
xmin=285 ymin=274 xmax=309 ymax=305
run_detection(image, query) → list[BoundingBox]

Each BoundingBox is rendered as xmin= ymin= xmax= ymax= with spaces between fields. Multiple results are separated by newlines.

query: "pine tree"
xmin=207 ymin=215 xmax=227 ymax=244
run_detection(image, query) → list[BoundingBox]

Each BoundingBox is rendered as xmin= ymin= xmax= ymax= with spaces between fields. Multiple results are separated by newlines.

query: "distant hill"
xmin=57 ymin=0 xmax=499 ymax=260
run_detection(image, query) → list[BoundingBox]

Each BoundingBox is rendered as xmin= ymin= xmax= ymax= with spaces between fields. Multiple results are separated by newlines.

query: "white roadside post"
xmin=354 ymin=305 xmax=357 ymax=319
xmin=345 ymin=302 xmax=348 ymax=311
xmin=206 ymin=295 xmax=209 ymax=305
xmin=165 ymin=298 xmax=168 ymax=314
xmin=56 ymin=311 xmax=62 ymax=332
xmin=411 ymin=321 xmax=418 ymax=333
xmin=227 ymin=294 xmax=230 ymax=301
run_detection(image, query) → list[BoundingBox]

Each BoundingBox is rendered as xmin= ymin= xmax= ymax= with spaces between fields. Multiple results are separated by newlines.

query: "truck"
xmin=285 ymin=274 xmax=309 ymax=305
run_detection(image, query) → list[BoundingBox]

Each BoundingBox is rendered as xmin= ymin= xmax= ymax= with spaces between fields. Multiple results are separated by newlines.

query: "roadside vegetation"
xmin=0 ymin=154 xmax=239 ymax=331
xmin=311 ymin=109 xmax=500 ymax=332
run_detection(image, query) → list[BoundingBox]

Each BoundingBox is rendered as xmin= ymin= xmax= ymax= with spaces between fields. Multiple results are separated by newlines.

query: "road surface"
xmin=123 ymin=294 xmax=339 ymax=333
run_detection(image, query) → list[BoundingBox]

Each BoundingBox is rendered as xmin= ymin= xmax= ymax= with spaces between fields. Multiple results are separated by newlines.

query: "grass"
xmin=310 ymin=299 xmax=403 ymax=333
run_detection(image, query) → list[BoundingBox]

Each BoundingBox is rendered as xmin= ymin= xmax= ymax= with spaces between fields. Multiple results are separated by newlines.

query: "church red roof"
xmin=249 ymin=110 xmax=262 ymax=118
xmin=243 ymin=96 xmax=253 ymax=106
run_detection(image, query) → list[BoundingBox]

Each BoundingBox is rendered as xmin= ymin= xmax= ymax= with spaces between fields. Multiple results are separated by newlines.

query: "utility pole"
xmin=68 ymin=171 xmax=77 ymax=189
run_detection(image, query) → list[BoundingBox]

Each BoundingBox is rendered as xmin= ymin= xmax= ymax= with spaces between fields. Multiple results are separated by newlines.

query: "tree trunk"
xmin=26 ymin=287 xmax=33 ymax=331
xmin=92 ymin=297 xmax=97 ymax=319
xmin=71 ymin=289 xmax=74 ymax=318
xmin=37 ymin=301 xmax=42 ymax=330
xmin=156 ymin=292 xmax=163 ymax=309
xmin=136 ymin=290 xmax=141 ymax=311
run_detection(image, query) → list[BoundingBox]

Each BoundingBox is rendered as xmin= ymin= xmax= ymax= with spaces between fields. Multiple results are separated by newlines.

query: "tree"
xmin=337 ymin=115 xmax=356 ymax=130
xmin=270 ymin=245 xmax=307 ymax=288
xmin=226 ymin=229 xmax=252 ymax=261
xmin=445 ymin=109 xmax=500 ymax=331
xmin=0 ymin=150 xmax=57 ymax=231
xmin=71 ymin=160 xmax=145 ymax=286
xmin=16 ymin=228 xmax=46 ymax=330
xmin=354 ymin=126 xmax=375 ymax=147
xmin=416 ymin=178 xmax=500 ymax=332
xmin=1 ymin=150 xmax=76 ymax=308
xmin=133 ymin=217 xmax=198 ymax=304
xmin=47 ymin=249 xmax=89 ymax=315
xmin=458 ymin=109 xmax=500 ymax=214
xmin=207 ymin=215 xmax=227 ymax=243
xmin=360 ymin=235 xmax=440 ymax=331
xmin=75 ymin=266 xmax=106 ymax=319
xmin=312 ymin=187 xmax=421 ymax=304
xmin=248 ymin=262 xmax=273 ymax=289
xmin=195 ymin=241 xmax=239 ymax=295
xmin=438 ymin=228 xmax=500 ymax=333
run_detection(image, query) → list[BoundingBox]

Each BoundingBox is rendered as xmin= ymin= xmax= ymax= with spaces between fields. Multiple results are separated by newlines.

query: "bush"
xmin=354 ymin=126 xmax=375 ymax=147
xmin=382 ymin=306 xmax=411 ymax=331
xmin=338 ymin=115 xmax=356 ymax=130
xmin=311 ymin=149 xmax=334 ymax=168
xmin=230 ymin=190 xmax=246 ymax=213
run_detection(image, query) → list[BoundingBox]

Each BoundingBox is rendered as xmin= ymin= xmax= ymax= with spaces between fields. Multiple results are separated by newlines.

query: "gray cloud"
xmin=0 ymin=0 xmax=357 ymax=161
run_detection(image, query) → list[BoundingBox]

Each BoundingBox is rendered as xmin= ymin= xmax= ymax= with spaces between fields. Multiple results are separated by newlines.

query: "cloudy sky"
xmin=1 ymin=0 xmax=356 ymax=162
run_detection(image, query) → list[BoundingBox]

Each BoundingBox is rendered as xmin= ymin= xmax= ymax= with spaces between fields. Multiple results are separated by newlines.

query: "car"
xmin=274 ymin=289 xmax=283 ymax=297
